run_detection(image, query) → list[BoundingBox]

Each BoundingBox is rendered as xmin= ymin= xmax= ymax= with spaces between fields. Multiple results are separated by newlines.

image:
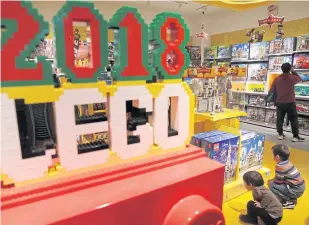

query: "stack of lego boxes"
xmin=238 ymin=130 xmax=265 ymax=177
xmin=191 ymin=130 xmax=240 ymax=183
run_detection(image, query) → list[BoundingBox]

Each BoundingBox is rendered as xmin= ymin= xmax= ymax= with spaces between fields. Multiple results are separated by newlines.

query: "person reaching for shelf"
xmin=268 ymin=62 xmax=305 ymax=142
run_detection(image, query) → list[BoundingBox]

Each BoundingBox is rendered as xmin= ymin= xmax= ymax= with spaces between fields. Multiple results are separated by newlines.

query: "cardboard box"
xmin=191 ymin=130 xmax=225 ymax=147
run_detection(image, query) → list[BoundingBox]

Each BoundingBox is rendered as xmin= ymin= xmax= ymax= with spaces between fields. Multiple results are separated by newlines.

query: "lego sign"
xmin=258 ymin=14 xmax=285 ymax=28
xmin=0 ymin=1 xmax=193 ymax=184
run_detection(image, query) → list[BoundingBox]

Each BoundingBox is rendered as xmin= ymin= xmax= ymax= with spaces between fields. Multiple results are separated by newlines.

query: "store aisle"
xmin=223 ymin=139 xmax=309 ymax=225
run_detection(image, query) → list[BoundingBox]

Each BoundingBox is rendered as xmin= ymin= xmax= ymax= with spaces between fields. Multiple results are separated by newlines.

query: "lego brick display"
xmin=230 ymin=64 xmax=247 ymax=82
xmin=217 ymin=45 xmax=232 ymax=59
xmin=239 ymin=131 xmax=264 ymax=177
xmin=265 ymin=109 xmax=277 ymax=124
xmin=248 ymin=95 xmax=266 ymax=106
xmin=204 ymin=46 xmax=218 ymax=60
xmin=247 ymin=63 xmax=268 ymax=82
xmin=202 ymin=133 xmax=240 ymax=183
xmin=269 ymin=37 xmax=295 ymax=54
xmin=268 ymin=55 xmax=293 ymax=73
xmin=231 ymin=43 xmax=249 ymax=60
xmin=296 ymin=35 xmax=309 ymax=51
xmin=293 ymin=53 xmax=309 ymax=69
xmin=249 ymin=42 xmax=269 ymax=60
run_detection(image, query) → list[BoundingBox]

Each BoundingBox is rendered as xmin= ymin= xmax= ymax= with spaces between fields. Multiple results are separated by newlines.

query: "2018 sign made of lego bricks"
xmin=0 ymin=1 xmax=194 ymax=184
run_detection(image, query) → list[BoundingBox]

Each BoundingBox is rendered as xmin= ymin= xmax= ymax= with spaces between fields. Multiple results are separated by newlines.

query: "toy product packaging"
xmin=265 ymin=109 xmax=277 ymax=124
xmin=295 ymin=84 xmax=309 ymax=96
xmin=217 ymin=45 xmax=232 ymax=58
xmin=202 ymin=133 xmax=240 ymax=183
xmin=249 ymin=42 xmax=269 ymax=60
xmin=247 ymin=107 xmax=258 ymax=120
xmin=269 ymin=37 xmax=295 ymax=54
xmin=227 ymin=91 xmax=246 ymax=111
xmin=247 ymin=63 xmax=268 ymax=82
xmin=212 ymin=64 xmax=229 ymax=77
xmin=298 ymin=71 xmax=309 ymax=84
xmin=298 ymin=117 xmax=309 ymax=131
xmin=204 ymin=46 xmax=218 ymax=60
xmin=296 ymin=35 xmax=309 ymax=51
xmin=293 ymin=53 xmax=309 ymax=69
xmin=239 ymin=131 xmax=265 ymax=177
xmin=268 ymin=55 xmax=293 ymax=73
xmin=248 ymin=95 xmax=266 ymax=106
xmin=257 ymin=108 xmax=266 ymax=122
xmin=296 ymin=101 xmax=309 ymax=114
xmin=230 ymin=63 xmax=247 ymax=81
xmin=190 ymin=46 xmax=202 ymax=60
xmin=191 ymin=130 xmax=226 ymax=147
xmin=232 ymin=43 xmax=249 ymax=60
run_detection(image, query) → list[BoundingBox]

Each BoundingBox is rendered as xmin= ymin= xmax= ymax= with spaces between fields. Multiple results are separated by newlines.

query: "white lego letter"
xmin=109 ymin=85 xmax=153 ymax=159
xmin=153 ymin=83 xmax=190 ymax=150
xmin=0 ymin=94 xmax=55 ymax=182
xmin=54 ymin=88 xmax=109 ymax=171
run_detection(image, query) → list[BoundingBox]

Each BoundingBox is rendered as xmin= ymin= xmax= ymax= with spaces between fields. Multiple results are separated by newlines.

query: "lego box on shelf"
xmin=295 ymin=84 xmax=309 ymax=97
xmin=268 ymin=55 xmax=293 ymax=73
xmin=296 ymin=101 xmax=309 ymax=114
xmin=269 ymin=37 xmax=295 ymax=54
xmin=298 ymin=71 xmax=309 ymax=84
xmin=204 ymin=46 xmax=218 ymax=60
xmin=230 ymin=63 xmax=247 ymax=82
xmin=248 ymin=95 xmax=266 ymax=106
xmin=191 ymin=130 xmax=226 ymax=147
xmin=296 ymin=35 xmax=309 ymax=51
xmin=265 ymin=109 xmax=277 ymax=124
xmin=217 ymin=45 xmax=232 ymax=59
xmin=232 ymin=43 xmax=249 ymax=60
xmin=247 ymin=107 xmax=258 ymax=121
xmin=189 ymin=46 xmax=202 ymax=60
xmin=202 ymin=133 xmax=240 ymax=183
xmin=239 ymin=131 xmax=265 ymax=177
xmin=247 ymin=63 xmax=268 ymax=82
xmin=257 ymin=108 xmax=266 ymax=122
xmin=249 ymin=42 xmax=269 ymax=60
xmin=293 ymin=53 xmax=309 ymax=69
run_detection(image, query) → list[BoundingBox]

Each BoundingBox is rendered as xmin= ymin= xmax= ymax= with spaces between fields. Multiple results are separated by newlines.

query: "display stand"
xmin=217 ymin=125 xmax=271 ymax=202
xmin=194 ymin=108 xmax=247 ymax=134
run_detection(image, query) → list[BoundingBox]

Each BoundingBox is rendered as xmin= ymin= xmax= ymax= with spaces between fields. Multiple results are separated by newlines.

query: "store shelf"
xmin=215 ymin=57 xmax=232 ymax=60
xmin=240 ymin=118 xmax=309 ymax=136
xmin=294 ymin=69 xmax=309 ymax=71
xmin=246 ymin=92 xmax=267 ymax=95
xmin=246 ymin=104 xmax=276 ymax=110
xmin=296 ymin=95 xmax=309 ymax=100
xmin=293 ymin=50 xmax=309 ymax=54
xmin=231 ymin=90 xmax=246 ymax=94
xmin=268 ymin=53 xmax=293 ymax=57
xmin=298 ymin=112 xmax=309 ymax=117
xmin=246 ymin=81 xmax=266 ymax=84
xmin=231 ymin=59 xmax=268 ymax=63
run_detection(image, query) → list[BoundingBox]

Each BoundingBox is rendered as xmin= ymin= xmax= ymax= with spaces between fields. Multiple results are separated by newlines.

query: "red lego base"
xmin=1 ymin=146 xmax=225 ymax=225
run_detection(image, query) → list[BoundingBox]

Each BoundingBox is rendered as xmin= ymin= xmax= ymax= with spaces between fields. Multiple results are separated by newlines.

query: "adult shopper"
xmin=269 ymin=63 xmax=305 ymax=142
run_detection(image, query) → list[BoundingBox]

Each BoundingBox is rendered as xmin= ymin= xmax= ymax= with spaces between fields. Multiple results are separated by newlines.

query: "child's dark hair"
xmin=272 ymin=144 xmax=290 ymax=161
xmin=243 ymin=171 xmax=264 ymax=187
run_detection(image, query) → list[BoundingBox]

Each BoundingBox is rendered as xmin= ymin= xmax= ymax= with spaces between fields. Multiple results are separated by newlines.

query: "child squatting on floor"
xmin=268 ymin=144 xmax=305 ymax=209
xmin=240 ymin=171 xmax=283 ymax=225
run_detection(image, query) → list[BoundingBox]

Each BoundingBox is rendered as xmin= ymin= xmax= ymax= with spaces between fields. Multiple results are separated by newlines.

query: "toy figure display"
xmin=194 ymin=78 xmax=224 ymax=113
xmin=229 ymin=64 xmax=247 ymax=81
xmin=247 ymin=63 xmax=268 ymax=82
xmin=265 ymin=109 xmax=277 ymax=124
xmin=249 ymin=42 xmax=269 ymax=60
xmin=217 ymin=45 xmax=232 ymax=58
xmin=269 ymin=37 xmax=295 ymax=54
xmin=293 ymin=53 xmax=309 ymax=69
xmin=73 ymin=23 xmax=92 ymax=68
xmin=204 ymin=46 xmax=218 ymax=60
xmin=295 ymin=84 xmax=309 ymax=96
xmin=108 ymin=42 xmax=116 ymax=61
xmin=275 ymin=24 xmax=284 ymax=40
xmin=239 ymin=131 xmax=264 ymax=177
xmin=232 ymin=43 xmax=249 ymax=61
xmin=296 ymin=35 xmax=309 ymax=51
xmin=296 ymin=101 xmax=309 ymax=114
xmin=201 ymin=133 xmax=240 ymax=183
xmin=268 ymin=55 xmax=293 ymax=73
xmin=248 ymin=95 xmax=266 ymax=106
